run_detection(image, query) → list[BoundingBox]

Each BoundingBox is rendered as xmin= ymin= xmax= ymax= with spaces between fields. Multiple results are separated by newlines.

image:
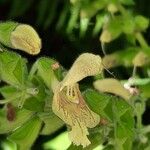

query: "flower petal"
xmin=60 ymin=53 xmax=102 ymax=90
xmin=52 ymin=83 xmax=100 ymax=147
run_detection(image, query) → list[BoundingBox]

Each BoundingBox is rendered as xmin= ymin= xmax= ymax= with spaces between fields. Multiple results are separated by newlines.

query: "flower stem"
xmin=135 ymin=32 xmax=149 ymax=48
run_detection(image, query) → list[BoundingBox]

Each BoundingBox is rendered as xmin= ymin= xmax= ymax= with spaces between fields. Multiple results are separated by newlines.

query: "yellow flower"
xmin=52 ymin=53 xmax=102 ymax=147
xmin=11 ymin=24 xmax=41 ymax=55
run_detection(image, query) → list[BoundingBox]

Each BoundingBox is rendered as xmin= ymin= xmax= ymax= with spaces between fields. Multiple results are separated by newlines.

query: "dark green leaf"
xmin=8 ymin=116 xmax=42 ymax=150
xmin=23 ymin=97 xmax=45 ymax=112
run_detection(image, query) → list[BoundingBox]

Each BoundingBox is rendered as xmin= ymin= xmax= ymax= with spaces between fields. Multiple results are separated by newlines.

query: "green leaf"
xmin=84 ymin=89 xmax=133 ymax=122
xmin=0 ymin=109 xmax=34 ymax=134
xmin=81 ymin=0 xmax=107 ymax=18
xmin=23 ymin=97 xmax=45 ymax=112
xmin=139 ymin=83 xmax=150 ymax=98
xmin=31 ymin=57 xmax=61 ymax=90
xmin=39 ymin=112 xmax=64 ymax=135
xmin=83 ymin=89 xmax=113 ymax=121
xmin=29 ymin=75 xmax=47 ymax=102
xmin=80 ymin=17 xmax=89 ymax=37
xmin=122 ymin=17 xmax=135 ymax=34
xmin=84 ymin=90 xmax=134 ymax=150
xmin=103 ymin=145 xmax=114 ymax=150
xmin=0 ymin=51 xmax=28 ymax=88
xmin=8 ymin=116 xmax=42 ymax=150
xmin=93 ymin=14 xmax=105 ymax=36
xmin=107 ymin=17 xmax=123 ymax=41
xmin=0 ymin=85 xmax=17 ymax=98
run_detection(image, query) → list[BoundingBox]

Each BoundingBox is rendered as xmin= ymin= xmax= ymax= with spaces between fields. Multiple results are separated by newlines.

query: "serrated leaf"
xmin=0 ymin=51 xmax=27 ymax=88
xmin=84 ymin=90 xmax=134 ymax=150
xmin=8 ymin=116 xmax=42 ymax=150
xmin=0 ymin=109 xmax=34 ymax=134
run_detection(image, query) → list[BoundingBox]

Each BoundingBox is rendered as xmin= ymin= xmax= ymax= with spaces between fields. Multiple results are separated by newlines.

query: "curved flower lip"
xmin=52 ymin=83 xmax=100 ymax=147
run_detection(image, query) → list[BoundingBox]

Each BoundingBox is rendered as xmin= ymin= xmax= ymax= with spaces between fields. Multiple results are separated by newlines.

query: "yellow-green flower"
xmin=11 ymin=24 xmax=41 ymax=55
xmin=52 ymin=53 xmax=102 ymax=147
xmin=0 ymin=21 xmax=41 ymax=55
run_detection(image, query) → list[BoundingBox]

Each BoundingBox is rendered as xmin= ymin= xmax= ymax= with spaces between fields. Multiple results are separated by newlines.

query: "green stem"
xmin=135 ymin=32 xmax=149 ymax=48
xmin=117 ymin=4 xmax=127 ymax=16
xmin=137 ymin=114 xmax=142 ymax=129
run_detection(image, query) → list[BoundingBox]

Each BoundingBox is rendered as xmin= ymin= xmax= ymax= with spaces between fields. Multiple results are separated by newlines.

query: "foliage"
xmin=0 ymin=0 xmax=150 ymax=150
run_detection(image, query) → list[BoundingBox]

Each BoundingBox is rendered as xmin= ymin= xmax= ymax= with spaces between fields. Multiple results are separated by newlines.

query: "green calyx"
xmin=0 ymin=21 xmax=19 ymax=47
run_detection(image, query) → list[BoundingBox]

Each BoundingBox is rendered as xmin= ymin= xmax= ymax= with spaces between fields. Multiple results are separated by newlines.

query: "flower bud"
xmin=133 ymin=51 xmax=149 ymax=67
xmin=102 ymin=54 xmax=120 ymax=69
xmin=61 ymin=53 xmax=102 ymax=89
xmin=100 ymin=29 xmax=112 ymax=43
xmin=107 ymin=3 xmax=118 ymax=14
xmin=11 ymin=24 xmax=41 ymax=55
xmin=0 ymin=21 xmax=41 ymax=55
xmin=94 ymin=78 xmax=131 ymax=100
